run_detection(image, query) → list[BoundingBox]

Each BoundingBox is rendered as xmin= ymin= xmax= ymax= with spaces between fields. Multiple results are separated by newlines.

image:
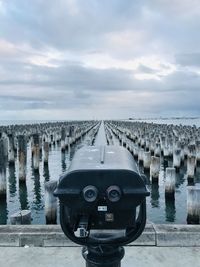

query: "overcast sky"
xmin=0 ymin=0 xmax=200 ymax=120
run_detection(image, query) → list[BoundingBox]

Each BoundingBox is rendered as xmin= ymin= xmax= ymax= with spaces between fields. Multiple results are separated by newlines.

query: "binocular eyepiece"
xmin=82 ymin=185 xmax=121 ymax=203
xmin=82 ymin=185 xmax=98 ymax=202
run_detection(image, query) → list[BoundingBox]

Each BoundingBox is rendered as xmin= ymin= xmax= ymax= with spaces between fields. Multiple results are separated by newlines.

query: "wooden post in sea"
xmin=61 ymin=127 xmax=66 ymax=152
xmin=165 ymin=167 xmax=176 ymax=199
xmin=138 ymin=148 xmax=144 ymax=164
xmin=0 ymin=138 xmax=6 ymax=199
xmin=196 ymin=141 xmax=200 ymax=165
xmin=43 ymin=141 xmax=49 ymax=166
xmin=187 ymin=156 xmax=196 ymax=184
xmin=160 ymin=135 xmax=165 ymax=154
xmin=18 ymin=135 xmax=27 ymax=182
xmin=143 ymin=151 xmax=151 ymax=172
xmin=173 ymin=148 xmax=181 ymax=171
xmin=32 ymin=133 xmax=40 ymax=172
xmin=7 ymin=133 xmax=15 ymax=165
xmin=187 ymin=186 xmax=200 ymax=224
xmin=145 ymin=138 xmax=150 ymax=151
xmin=154 ymin=143 xmax=161 ymax=157
xmin=188 ymin=144 xmax=196 ymax=158
xmin=133 ymin=145 xmax=139 ymax=159
xmin=150 ymin=156 xmax=160 ymax=183
xmin=44 ymin=180 xmax=57 ymax=224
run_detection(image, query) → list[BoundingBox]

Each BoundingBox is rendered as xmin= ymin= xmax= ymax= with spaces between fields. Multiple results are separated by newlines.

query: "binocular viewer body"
xmin=54 ymin=146 xmax=149 ymax=246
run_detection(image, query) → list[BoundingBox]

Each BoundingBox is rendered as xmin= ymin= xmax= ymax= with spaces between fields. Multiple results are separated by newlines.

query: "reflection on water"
xmin=195 ymin=165 xmax=200 ymax=183
xmin=10 ymin=139 xmax=80 ymax=225
xmin=176 ymin=169 xmax=185 ymax=187
xmin=151 ymin=184 xmax=160 ymax=208
xmin=0 ymin=198 xmax=7 ymax=224
xmin=19 ymin=182 xmax=29 ymax=210
xmin=32 ymin=170 xmax=42 ymax=210
xmin=165 ymin=198 xmax=176 ymax=222
xmin=137 ymin=153 xmax=189 ymax=224
xmin=8 ymin=164 xmax=17 ymax=197
xmin=1 ymin=127 xmax=200 ymax=225
xmin=43 ymin=165 xmax=50 ymax=182
xmin=61 ymin=152 xmax=67 ymax=173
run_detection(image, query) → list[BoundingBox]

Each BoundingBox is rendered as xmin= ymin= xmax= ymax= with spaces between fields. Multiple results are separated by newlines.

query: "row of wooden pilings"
xmin=43 ymin=124 xmax=100 ymax=224
xmin=105 ymin=120 xmax=200 ymax=224
xmin=0 ymin=120 xmax=100 ymax=224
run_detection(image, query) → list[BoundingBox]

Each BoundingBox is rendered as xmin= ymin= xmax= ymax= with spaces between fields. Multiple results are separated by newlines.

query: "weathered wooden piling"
xmin=168 ymin=138 xmax=173 ymax=158
xmin=165 ymin=167 xmax=176 ymax=199
xmin=0 ymin=138 xmax=6 ymax=198
xmin=163 ymin=145 xmax=170 ymax=157
xmin=188 ymin=144 xmax=196 ymax=158
xmin=65 ymin=135 xmax=70 ymax=152
xmin=43 ymin=141 xmax=49 ymax=165
xmin=138 ymin=148 xmax=144 ymax=163
xmin=173 ymin=149 xmax=181 ymax=171
xmin=32 ymin=134 xmax=40 ymax=172
xmin=18 ymin=135 xmax=27 ymax=182
xmin=187 ymin=156 xmax=196 ymax=183
xmin=180 ymin=142 xmax=185 ymax=163
xmin=150 ymin=140 xmax=156 ymax=155
xmin=154 ymin=143 xmax=161 ymax=157
xmin=55 ymin=131 xmax=61 ymax=144
xmin=2 ymin=134 xmax=8 ymax=160
xmin=160 ymin=135 xmax=165 ymax=154
xmin=140 ymin=135 xmax=145 ymax=148
xmin=10 ymin=210 xmax=31 ymax=225
xmin=150 ymin=156 xmax=160 ymax=183
xmin=61 ymin=127 xmax=66 ymax=152
xmin=44 ymin=180 xmax=57 ymax=224
xmin=133 ymin=145 xmax=139 ymax=159
xmin=196 ymin=141 xmax=200 ymax=165
xmin=187 ymin=186 xmax=200 ymax=224
xmin=7 ymin=133 xmax=15 ymax=165
xmin=143 ymin=151 xmax=151 ymax=171
xmin=145 ymin=138 xmax=150 ymax=151
xmin=122 ymin=133 xmax=126 ymax=147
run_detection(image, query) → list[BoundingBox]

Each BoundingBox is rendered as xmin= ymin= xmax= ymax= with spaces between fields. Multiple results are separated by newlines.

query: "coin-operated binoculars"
xmin=54 ymin=146 xmax=149 ymax=267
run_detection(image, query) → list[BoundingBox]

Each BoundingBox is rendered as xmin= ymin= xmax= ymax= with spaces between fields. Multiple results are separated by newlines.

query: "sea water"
xmin=0 ymin=118 xmax=200 ymax=224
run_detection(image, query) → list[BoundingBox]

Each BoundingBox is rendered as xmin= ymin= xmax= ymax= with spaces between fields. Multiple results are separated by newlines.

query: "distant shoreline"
xmin=128 ymin=116 xmax=200 ymax=120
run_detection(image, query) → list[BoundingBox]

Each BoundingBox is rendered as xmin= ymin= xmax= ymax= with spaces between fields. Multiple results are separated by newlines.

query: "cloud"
xmin=136 ymin=64 xmax=156 ymax=74
xmin=0 ymin=0 xmax=200 ymax=119
xmin=175 ymin=53 xmax=200 ymax=67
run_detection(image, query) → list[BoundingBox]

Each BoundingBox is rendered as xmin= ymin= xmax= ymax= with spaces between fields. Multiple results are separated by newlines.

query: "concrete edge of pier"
xmin=0 ymin=223 xmax=199 ymax=247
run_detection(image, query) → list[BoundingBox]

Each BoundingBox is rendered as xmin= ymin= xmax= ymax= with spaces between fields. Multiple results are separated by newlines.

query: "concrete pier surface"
xmin=0 ymin=224 xmax=200 ymax=267
xmin=0 ymin=246 xmax=200 ymax=267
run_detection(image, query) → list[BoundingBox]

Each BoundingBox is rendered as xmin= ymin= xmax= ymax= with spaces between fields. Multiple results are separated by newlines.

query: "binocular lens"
xmin=83 ymin=185 xmax=98 ymax=202
xmin=107 ymin=186 xmax=121 ymax=202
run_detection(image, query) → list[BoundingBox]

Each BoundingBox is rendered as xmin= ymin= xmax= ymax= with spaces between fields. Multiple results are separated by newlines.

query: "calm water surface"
xmin=111 ymin=125 xmax=200 ymax=224
xmin=0 ymin=137 xmax=84 ymax=224
xmin=0 ymin=118 xmax=200 ymax=224
xmin=135 ymin=117 xmax=200 ymax=127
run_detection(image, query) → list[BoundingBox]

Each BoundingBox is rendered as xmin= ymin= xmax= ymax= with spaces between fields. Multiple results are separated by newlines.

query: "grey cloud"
xmin=1 ymin=0 xmax=199 ymax=58
xmin=175 ymin=53 xmax=200 ymax=67
xmin=0 ymin=0 xmax=142 ymax=51
xmin=0 ymin=97 xmax=51 ymax=111
xmin=0 ymin=59 xmax=135 ymax=92
xmin=136 ymin=64 xmax=156 ymax=74
xmin=162 ymin=70 xmax=200 ymax=92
